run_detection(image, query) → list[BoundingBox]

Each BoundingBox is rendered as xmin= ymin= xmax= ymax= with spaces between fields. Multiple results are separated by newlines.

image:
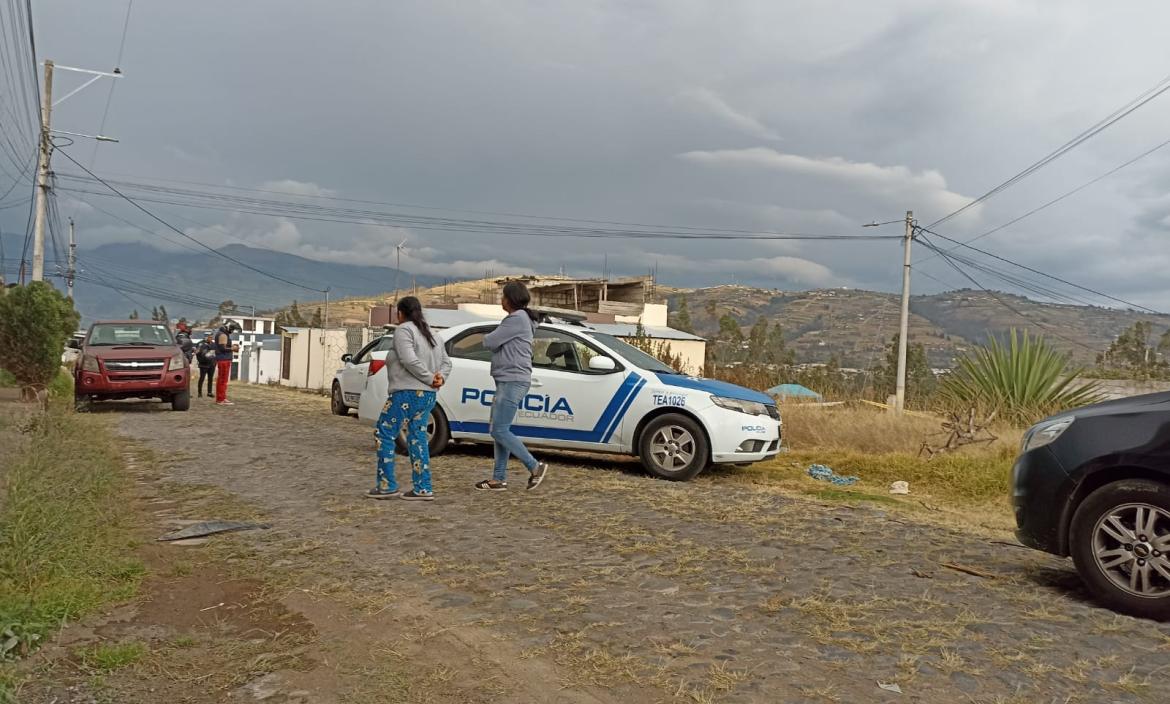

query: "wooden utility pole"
xmin=894 ymin=210 xmax=914 ymax=415
xmin=66 ymin=218 xmax=76 ymax=299
xmin=31 ymin=60 xmax=54 ymax=282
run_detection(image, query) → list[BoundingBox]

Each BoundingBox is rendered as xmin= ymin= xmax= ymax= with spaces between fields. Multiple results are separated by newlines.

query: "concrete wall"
xmin=1081 ymin=378 xmax=1170 ymax=401
xmin=614 ymin=303 xmax=668 ymax=327
xmin=280 ymin=328 xmax=354 ymax=391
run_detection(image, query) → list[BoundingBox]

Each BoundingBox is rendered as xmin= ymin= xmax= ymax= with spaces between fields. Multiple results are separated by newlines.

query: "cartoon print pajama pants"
xmin=375 ymin=389 xmax=437 ymax=494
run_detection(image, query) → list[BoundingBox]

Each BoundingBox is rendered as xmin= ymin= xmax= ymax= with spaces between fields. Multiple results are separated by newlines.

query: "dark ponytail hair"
xmin=502 ymin=281 xmax=539 ymax=322
xmin=396 ymin=296 xmax=436 ymax=346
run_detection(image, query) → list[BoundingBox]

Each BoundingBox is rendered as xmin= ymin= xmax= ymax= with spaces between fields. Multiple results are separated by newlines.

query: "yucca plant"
xmin=942 ymin=329 xmax=1103 ymax=425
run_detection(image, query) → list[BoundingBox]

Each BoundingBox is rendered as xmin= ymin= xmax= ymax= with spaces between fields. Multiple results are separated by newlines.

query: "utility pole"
xmin=66 ymin=218 xmax=76 ymax=299
xmin=31 ymin=60 xmax=54 ymax=282
xmin=894 ymin=210 xmax=914 ymax=415
xmin=324 ymin=287 xmax=331 ymax=328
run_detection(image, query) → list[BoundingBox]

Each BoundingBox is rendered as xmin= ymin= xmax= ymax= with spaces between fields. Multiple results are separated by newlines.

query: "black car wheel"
xmin=639 ymin=413 xmax=709 ymax=481
xmin=395 ymin=406 xmax=450 ymax=457
xmin=1070 ymin=479 xmax=1170 ymax=620
xmin=171 ymin=390 xmax=190 ymax=412
xmin=330 ymin=383 xmax=349 ymax=416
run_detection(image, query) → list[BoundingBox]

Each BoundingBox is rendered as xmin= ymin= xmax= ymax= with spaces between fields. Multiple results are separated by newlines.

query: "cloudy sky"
xmin=10 ymin=0 xmax=1170 ymax=308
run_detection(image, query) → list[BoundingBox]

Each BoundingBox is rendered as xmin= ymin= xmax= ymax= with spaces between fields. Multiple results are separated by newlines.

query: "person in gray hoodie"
xmin=369 ymin=296 xmax=452 ymax=501
xmin=475 ymin=281 xmax=550 ymax=491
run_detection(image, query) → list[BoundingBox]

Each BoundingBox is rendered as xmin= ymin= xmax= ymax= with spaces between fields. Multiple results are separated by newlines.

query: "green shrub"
xmin=0 ymin=406 xmax=143 ymax=660
xmin=941 ymin=329 xmax=1103 ymax=425
xmin=0 ymin=283 xmax=79 ymax=388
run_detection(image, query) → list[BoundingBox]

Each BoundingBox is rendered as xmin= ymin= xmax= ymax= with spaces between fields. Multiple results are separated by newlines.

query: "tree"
xmin=151 ymin=306 xmax=160 ymax=321
xmin=309 ymin=307 xmax=323 ymax=328
xmin=159 ymin=305 xmax=168 ymax=323
xmin=274 ymin=311 xmax=289 ymax=332
xmin=629 ymin=322 xmax=687 ymax=373
xmin=944 ymin=329 xmax=1102 ymax=424
xmin=717 ymin=314 xmax=743 ymax=344
xmin=217 ymin=300 xmax=237 ymax=316
xmin=288 ymin=301 xmax=307 ymax=327
xmin=0 ymin=282 xmax=80 ymax=388
xmin=764 ymin=322 xmax=794 ymax=366
xmin=129 ymin=310 xmax=139 ymax=320
xmin=672 ymin=295 xmax=694 ymax=333
xmin=1099 ymin=321 xmax=1166 ymax=379
xmin=873 ymin=333 xmax=936 ymax=403
xmin=748 ymin=317 xmax=768 ymax=358
xmin=705 ymin=300 xmax=717 ymax=321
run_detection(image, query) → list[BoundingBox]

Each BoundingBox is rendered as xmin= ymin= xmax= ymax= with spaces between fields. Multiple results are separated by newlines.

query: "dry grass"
xmin=722 ymin=405 xmax=1025 ymax=530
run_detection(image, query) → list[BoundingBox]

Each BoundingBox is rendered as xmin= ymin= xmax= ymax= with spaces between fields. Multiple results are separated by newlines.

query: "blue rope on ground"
xmin=807 ymin=464 xmax=860 ymax=486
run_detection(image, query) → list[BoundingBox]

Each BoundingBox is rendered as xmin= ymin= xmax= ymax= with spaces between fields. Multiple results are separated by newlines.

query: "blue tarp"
xmin=767 ymin=383 xmax=823 ymax=400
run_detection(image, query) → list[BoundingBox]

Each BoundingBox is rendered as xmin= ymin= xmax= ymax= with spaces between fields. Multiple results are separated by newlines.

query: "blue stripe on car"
xmin=602 ymin=377 xmax=646 ymax=443
xmin=449 ymin=372 xmax=646 ymax=443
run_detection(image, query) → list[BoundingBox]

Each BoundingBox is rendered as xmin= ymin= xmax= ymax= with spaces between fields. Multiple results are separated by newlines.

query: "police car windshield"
xmin=585 ymin=332 xmax=679 ymax=374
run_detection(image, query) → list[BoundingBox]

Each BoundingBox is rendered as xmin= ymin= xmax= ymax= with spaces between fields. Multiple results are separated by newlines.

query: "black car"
xmin=1013 ymin=392 xmax=1170 ymax=619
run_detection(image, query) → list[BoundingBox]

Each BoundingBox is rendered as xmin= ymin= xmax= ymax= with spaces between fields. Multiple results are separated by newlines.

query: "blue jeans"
xmin=375 ymin=390 xmax=437 ymax=494
xmin=490 ymin=381 xmax=538 ymax=482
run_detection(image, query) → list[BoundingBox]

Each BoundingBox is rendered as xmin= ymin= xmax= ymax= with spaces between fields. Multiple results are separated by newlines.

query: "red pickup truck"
xmin=72 ymin=320 xmax=191 ymax=411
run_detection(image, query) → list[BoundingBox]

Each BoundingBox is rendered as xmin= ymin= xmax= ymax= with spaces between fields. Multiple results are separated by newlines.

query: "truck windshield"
xmin=585 ymin=332 xmax=679 ymax=374
xmin=88 ymin=323 xmax=175 ymax=346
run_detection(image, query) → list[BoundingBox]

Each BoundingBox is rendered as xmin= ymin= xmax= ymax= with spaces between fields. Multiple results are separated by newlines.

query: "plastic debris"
xmin=889 ymin=481 xmax=910 ymax=495
xmin=878 ymin=682 xmax=903 ymax=694
xmin=158 ymin=520 xmax=270 ymax=542
xmin=807 ymin=464 xmax=859 ymax=486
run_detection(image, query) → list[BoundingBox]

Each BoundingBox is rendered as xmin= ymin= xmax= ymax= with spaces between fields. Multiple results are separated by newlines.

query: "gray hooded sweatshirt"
xmin=483 ymin=309 xmax=537 ymax=382
xmin=388 ymin=321 xmax=453 ymax=394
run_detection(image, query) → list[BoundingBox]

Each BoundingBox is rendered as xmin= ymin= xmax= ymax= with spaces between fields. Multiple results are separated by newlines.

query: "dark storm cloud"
xmin=8 ymin=0 xmax=1170 ymax=309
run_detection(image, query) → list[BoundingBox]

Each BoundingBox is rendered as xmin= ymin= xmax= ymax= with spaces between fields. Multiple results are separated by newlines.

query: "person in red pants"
xmin=214 ymin=321 xmax=241 ymax=405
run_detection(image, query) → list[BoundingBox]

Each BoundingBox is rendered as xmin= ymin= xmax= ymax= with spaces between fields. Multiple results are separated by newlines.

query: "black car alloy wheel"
xmin=1071 ymin=480 xmax=1170 ymax=620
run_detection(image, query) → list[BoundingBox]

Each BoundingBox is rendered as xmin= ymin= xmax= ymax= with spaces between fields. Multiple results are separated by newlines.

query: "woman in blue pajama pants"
xmin=367 ymin=296 xmax=451 ymax=501
xmin=375 ymin=390 xmax=437 ymax=496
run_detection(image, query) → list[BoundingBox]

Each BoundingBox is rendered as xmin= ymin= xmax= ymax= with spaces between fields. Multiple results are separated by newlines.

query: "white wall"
xmin=614 ymin=303 xmax=668 ymax=327
xmin=279 ymin=329 xmax=352 ymax=391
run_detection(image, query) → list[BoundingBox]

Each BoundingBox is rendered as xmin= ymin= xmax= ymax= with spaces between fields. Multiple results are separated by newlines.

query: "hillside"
xmin=0 ymin=234 xmax=445 ymax=323
xmin=671 ymin=286 xmax=1169 ymax=368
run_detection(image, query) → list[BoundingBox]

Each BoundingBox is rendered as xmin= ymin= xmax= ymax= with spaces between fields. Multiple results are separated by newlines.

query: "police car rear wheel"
xmin=395 ymin=406 xmax=450 ymax=457
xmin=330 ymin=383 xmax=349 ymax=416
xmin=640 ymin=414 xmax=708 ymax=481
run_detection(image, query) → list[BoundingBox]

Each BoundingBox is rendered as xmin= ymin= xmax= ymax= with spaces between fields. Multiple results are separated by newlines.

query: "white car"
xmin=331 ymin=321 xmax=781 ymax=480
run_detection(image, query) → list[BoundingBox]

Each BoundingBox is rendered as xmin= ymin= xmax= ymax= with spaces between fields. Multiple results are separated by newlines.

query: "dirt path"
xmin=81 ymin=385 xmax=1170 ymax=701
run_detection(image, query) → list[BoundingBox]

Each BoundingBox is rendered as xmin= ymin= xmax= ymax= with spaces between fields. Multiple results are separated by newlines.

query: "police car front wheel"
xmin=639 ymin=414 xmax=709 ymax=481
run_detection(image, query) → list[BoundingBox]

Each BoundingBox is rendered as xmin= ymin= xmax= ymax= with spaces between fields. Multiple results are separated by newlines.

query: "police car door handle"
xmin=531 ymin=378 xmax=544 ymax=388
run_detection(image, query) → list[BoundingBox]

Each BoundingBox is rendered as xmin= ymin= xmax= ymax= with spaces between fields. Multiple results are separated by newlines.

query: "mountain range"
xmin=669 ymin=286 xmax=1168 ymax=368
xmin=0 ymin=234 xmax=443 ymax=323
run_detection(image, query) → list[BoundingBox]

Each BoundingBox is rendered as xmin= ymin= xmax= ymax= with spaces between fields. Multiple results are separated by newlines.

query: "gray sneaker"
xmin=365 ymin=487 xmax=403 ymax=500
xmin=527 ymin=463 xmax=550 ymax=491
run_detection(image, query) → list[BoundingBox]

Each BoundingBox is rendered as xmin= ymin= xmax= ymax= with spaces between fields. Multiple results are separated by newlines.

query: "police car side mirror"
xmin=341 ymin=353 xmax=353 ymax=363
xmin=588 ymin=356 xmax=617 ymax=372
xmin=67 ymin=339 xmax=81 ymax=350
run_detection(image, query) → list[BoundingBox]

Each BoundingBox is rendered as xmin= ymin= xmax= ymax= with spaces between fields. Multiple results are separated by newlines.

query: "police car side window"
xmin=448 ymin=330 xmax=493 ymax=363
xmin=533 ymin=330 xmax=607 ymax=374
xmin=351 ymin=339 xmax=381 ymax=365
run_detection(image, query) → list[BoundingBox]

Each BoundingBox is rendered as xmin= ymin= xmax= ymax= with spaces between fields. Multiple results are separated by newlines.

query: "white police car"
xmin=332 ymin=320 xmax=781 ymax=480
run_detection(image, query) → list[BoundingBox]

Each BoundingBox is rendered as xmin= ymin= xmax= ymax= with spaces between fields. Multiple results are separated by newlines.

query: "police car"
xmin=331 ymin=319 xmax=781 ymax=480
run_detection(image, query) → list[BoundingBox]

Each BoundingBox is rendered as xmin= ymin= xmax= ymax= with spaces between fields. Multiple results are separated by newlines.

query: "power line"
xmin=70 ymin=169 xmax=898 ymax=238
xmin=929 ymin=70 xmax=1170 ymax=229
xmin=52 ymin=146 xmax=328 ymax=293
xmin=82 ymin=0 xmax=133 ymax=187
xmin=918 ymin=226 xmax=1161 ymax=315
xmin=55 ymin=175 xmax=900 ymax=242
xmin=918 ymin=235 xmax=1104 ymax=354
xmin=917 ymin=133 xmax=1170 ymax=268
